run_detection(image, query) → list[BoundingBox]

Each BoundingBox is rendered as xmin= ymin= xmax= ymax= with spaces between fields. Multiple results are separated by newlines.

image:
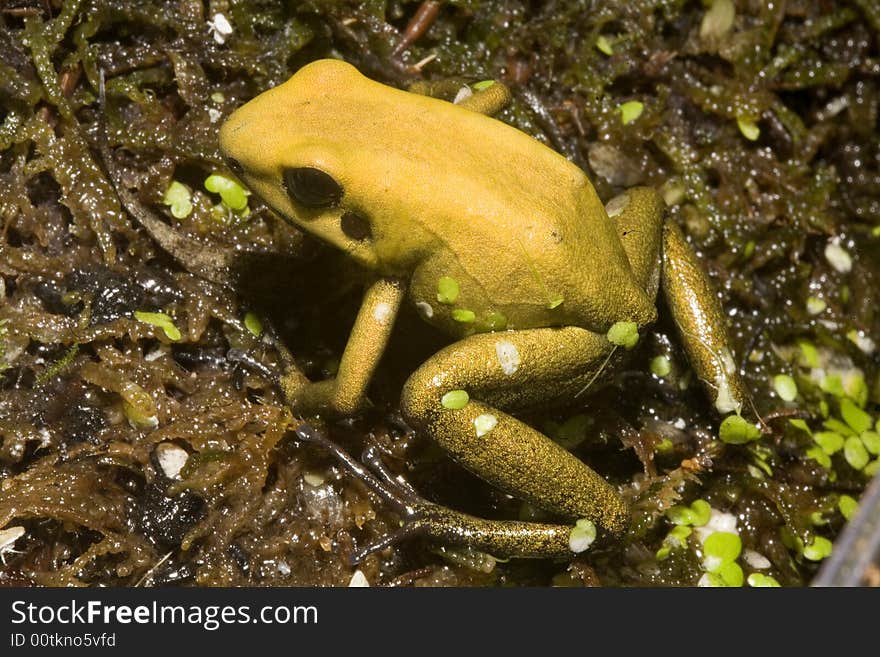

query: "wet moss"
xmin=0 ymin=0 xmax=878 ymax=586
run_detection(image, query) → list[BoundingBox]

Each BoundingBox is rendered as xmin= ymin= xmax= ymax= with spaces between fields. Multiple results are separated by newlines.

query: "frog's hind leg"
xmin=294 ymin=423 xmax=593 ymax=562
xmin=606 ymin=187 xmax=748 ymax=416
xmin=400 ymin=326 xmax=630 ymax=550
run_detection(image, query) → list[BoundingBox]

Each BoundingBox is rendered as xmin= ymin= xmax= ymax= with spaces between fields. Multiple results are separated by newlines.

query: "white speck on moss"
xmin=208 ymin=108 xmax=222 ymax=123
xmin=702 ymin=555 xmax=723 ymax=573
xmin=144 ymin=347 xmax=167 ymax=362
xmin=824 ymin=237 xmax=852 ymax=273
xmin=155 ymin=443 xmax=189 ymax=479
xmin=695 ymin=509 xmax=739 ymax=543
xmin=495 ymin=340 xmax=521 ymax=375
xmin=847 ymin=329 xmax=876 ymax=354
xmin=302 ymin=471 xmax=326 ymax=487
xmin=697 ymin=573 xmax=715 ymax=587
xmin=209 ymin=13 xmax=234 ymax=44
xmin=743 ymin=549 xmax=771 ymax=570
xmin=348 ymin=570 xmax=370 ymax=587
xmin=415 ymin=301 xmax=434 ymax=318
xmin=568 ymin=519 xmax=597 ymax=553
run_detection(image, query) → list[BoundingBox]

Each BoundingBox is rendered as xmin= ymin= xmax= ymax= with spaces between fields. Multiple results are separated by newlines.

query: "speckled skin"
xmin=219 ymin=59 xmax=747 ymax=557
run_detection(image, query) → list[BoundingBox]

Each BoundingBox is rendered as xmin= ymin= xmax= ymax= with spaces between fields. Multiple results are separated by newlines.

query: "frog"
xmin=218 ymin=58 xmax=748 ymax=560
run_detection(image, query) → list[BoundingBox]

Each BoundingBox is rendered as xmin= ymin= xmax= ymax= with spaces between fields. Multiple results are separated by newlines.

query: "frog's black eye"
xmin=283 ymin=167 xmax=342 ymax=208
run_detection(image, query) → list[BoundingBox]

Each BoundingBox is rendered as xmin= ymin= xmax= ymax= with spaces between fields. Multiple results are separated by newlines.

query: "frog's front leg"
xmin=408 ymin=79 xmax=512 ymax=116
xmin=282 ymin=277 xmax=405 ymax=416
xmin=401 ymin=327 xmax=631 ymax=545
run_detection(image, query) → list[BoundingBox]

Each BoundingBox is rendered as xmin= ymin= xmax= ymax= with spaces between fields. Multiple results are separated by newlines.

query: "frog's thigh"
xmin=400 ymin=327 xmax=629 ymax=537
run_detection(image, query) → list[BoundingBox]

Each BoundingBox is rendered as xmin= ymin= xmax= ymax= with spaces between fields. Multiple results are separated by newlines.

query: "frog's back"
xmin=226 ymin=60 xmax=656 ymax=333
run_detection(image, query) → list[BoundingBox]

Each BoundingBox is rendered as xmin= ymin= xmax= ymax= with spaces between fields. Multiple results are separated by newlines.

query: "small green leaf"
xmin=840 ymin=398 xmax=872 ymax=434
xmin=716 ymin=561 xmax=744 ymax=587
xmin=719 ymin=415 xmax=761 ymax=444
xmin=441 ymin=390 xmax=470 ymax=410
xmin=821 ymin=374 xmax=845 ymax=398
xmin=452 ymin=309 xmax=476 ymax=323
xmin=860 ymin=431 xmax=880 ymax=456
xmin=823 ymin=418 xmax=855 ymax=437
xmin=703 ymin=532 xmax=742 ymax=565
xmin=838 ymin=494 xmax=859 ymax=521
xmin=667 ymin=525 xmax=693 ymax=548
xmin=788 ymin=419 xmax=811 ymax=435
xmin=568 ymin=519 xmax=597 ymax=553
xmin=865 ymin=459 xmax=880 ymax=476
xmin=737 ymin=115 xmax=760 ymax=141
xmin=667 ymin=499 xmax=711 ymax=526
xmin=244 ymin=312 xmax=263 ymax=337
xmin=844 ymin=435 xmax=870 ymax=470
xmin=700 ymin=0 xmax=735 ymax=41
xmin=595 ymin=35 xmax=614 ymax=55
xmin=134 ymin=311 xmax=181 ymax=341
xmin=846 ymin=373 xmax=869 ymax=408
xmin=813 ymin=431 xmax=844 ymax=455
xmin=747 ymin=573 xmax=781 ymax=587
xmin=436 ymin=276 xmax=460 ymax=304
xmin=690 ymin=499 xmax=712 ymax=526
xmin=162 ymin=181 xmax=193 ymax=219
xmin=650 ymin=355 xmax=671 ymax=377
xmin=797 ymin=340 xmax=820 ymax=368
xmin=204 ymin=173 xmax=249 ymax=211
xmin=619 ymin=101 xmax=644 ymax=125
xmin=772 ymin=374 xmax=798 ymax=402
xmin=806 ymin=296 xmax=826 ymax=315
xmin=606 ymin=321 xmax=639 ymax=349
xmin=547 ymin=295 xmax=564 ymax=309
xmin=803 ymin=536 xmax=833 ymax=561
xmin=805 ymin=446 xmax=831 ymax=469
xmin=472 ymin=80 xmax=496 ymax=91
xmin=119 ymin=381 xmax=159 ymax=430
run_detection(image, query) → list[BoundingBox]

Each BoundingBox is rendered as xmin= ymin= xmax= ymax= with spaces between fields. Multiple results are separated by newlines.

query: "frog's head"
xmin=219 ymin=59 xmax=433 ymax=273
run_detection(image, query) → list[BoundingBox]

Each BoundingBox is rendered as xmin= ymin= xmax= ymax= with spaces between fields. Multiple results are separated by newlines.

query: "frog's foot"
xmin=293 ymin=423 xmax=582 ymax=563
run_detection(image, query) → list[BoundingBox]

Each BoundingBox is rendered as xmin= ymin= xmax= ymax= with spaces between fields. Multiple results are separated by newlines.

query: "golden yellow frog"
xmin=219 ymin=59 xmax=747 ymax=559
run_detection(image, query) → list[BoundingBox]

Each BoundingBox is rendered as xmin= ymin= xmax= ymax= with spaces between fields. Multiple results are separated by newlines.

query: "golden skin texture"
xmin=219 ymin=59 xmax=748 ymax=557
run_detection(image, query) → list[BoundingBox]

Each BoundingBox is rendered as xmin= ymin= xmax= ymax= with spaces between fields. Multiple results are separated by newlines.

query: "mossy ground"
xmin=1 ymin=0 xmax=878 ymax=586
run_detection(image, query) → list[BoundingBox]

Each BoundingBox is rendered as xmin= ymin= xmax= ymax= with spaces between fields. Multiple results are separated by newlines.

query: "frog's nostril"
xmin=340 ymin=211 xmax=372 ymax=242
